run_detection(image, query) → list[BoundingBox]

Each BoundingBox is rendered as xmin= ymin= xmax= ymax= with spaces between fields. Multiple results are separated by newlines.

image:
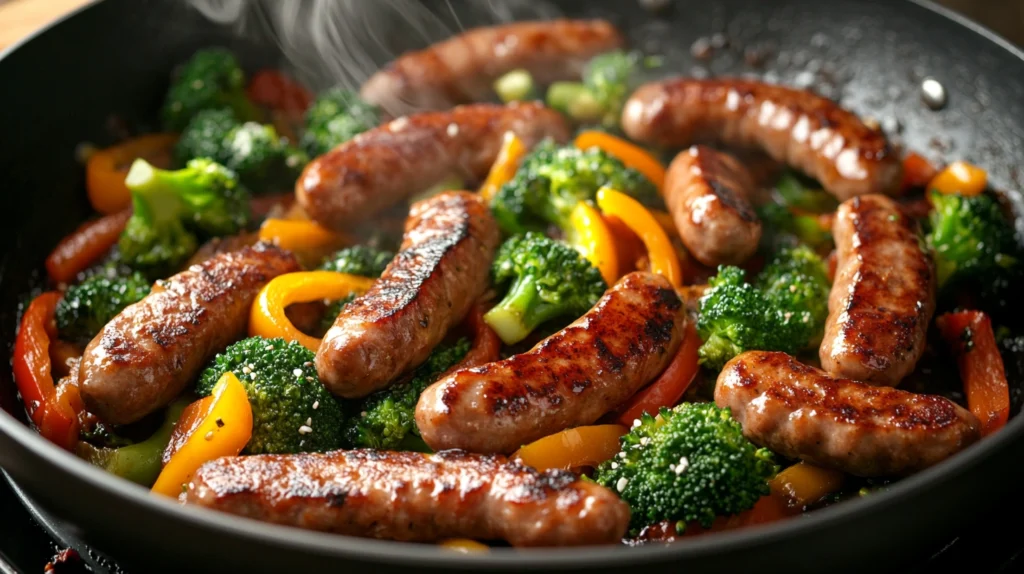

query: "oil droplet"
xmin=921 ymin=78 xmax=947 ymax=110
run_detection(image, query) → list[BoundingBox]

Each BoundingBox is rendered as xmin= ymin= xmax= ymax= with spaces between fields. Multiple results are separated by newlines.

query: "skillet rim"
xmin=1 ymin=0 xmax=1022 ymax=568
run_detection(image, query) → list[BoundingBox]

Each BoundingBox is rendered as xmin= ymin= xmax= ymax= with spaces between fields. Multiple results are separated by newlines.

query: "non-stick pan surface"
xmin=1 ymin=0 xmax=1024 ymax=572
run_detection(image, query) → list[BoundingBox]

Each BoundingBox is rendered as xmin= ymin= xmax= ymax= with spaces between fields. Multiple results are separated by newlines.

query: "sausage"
xmin=664 ymin=145 xmax=762 ymax=267
xmin=297 ymin=102 xmax=569 ymax=230
xmin=819 ymin=195 xmax=935 ymax=386
xmin=416 ymin=271 xmax=685 ymax=454
xmin=621 ymin=78 xmax=902 ymax=199
xmin=715 ymin=351 xmax=981 ymax=477
xmin=78 ymin=243 xmax=300 ymax=424
xmin=184 ymin=449 xmax=630 ymax=547
xmin=316 ymin=191 xmax=500 ymax=398
xmin=360 ymin=19 xmax=624 ymax=115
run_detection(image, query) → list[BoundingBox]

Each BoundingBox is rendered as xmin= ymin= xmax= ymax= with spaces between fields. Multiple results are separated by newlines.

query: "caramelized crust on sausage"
xmin=185 ymin=449 xmax=630 ymax=547
xmin=361 ymin=19 xmax=623 ymax=115
xmin=316 ymin=192 xmax=500 ymax=398
xmin=621 ymin=78 xmax=902 ymax=199
xmin=416 ymin=272 xmax=685 ymax=454
xmin=820 ymin=195 xmax=935 ymax=386
xmin=79 ymin=243 xmax=300 ymax=424
xmin=716 ymin=351 xmax=980 ymax=477
xmin=664 ymin=145 xmax=761 ymax=267
xmin=297 ymin=102 xmax=569 ymax=230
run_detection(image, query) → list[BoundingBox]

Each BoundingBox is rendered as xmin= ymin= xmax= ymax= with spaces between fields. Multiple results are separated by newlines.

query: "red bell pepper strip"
xmin=900 ymin=151 xmax=938 ymax=192
xmin=13 ymin=292 xmax=79 ymax=450
xmin=447 ymin=302 xmax=502 ymax=374
xmin=614 ymin=320 xmax=701 ymax=426
xmin=45 ymin=209 xmax=131 ymax=284
xmin=936 ymin=311 xmax=1010 ymax=437
xmin=247 ymin=69 xmax=313 ymax=114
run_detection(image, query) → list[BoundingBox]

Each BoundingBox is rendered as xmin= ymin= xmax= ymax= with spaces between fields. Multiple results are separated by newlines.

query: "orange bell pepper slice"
xmin=439 ymin=539 xmax=490 ymax=553
xmin=596 ymin=187 xmax=682 ymax=287
xmin=45 ymin=209 xmax=132 ymax=284
xmin=249 ymin=271 xmax=375 ymax=351
xmin=258 ymin=218 xmax=352 ymax=267
xmin=928 ymin=160 xmax=987 ymax=197
xmin=513 ymin=424 xmax=627 ymax=472
xmin=769 ymin=462 xmax=845 ymax=509
xmin=12 ymin=292 xmax=80 ymax=450
xmin=86 ymin=134 xmax=178 ymax=214
xmin=574 ymin=131 xmax=666 ymax=191
xmin=900 ymin=152 xmax=938 ymax=192
xmin=152 ymin=373 xmax=253 ymax=497
xmin=614 ymin=320 xmax=700 ymax=426
xmin=568 ymin=202 xmax=619 ymax=285
xmin=936 ymin=311 xmax=1010 ymax=437
xmin=480 ymin=132 xmax=527 ymax=202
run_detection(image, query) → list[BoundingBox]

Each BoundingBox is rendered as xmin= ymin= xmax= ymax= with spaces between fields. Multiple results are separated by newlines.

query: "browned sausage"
xmin=78 ymin=243 xmax=299 ymax=424
xmin=716 ymin=351 xmax=980 ymax=477
xmin=416 ymin=271 xmax=685 ymax=454
xmin=819 ymin=195 xmax=935 ymax=386
xmin=360 ymin=19 xmax=624 ymax=115
xmin=621 ymin=78 xmax=902 ymax=200
xmin=184 ymin=449 xmax=630 ymax=547
xmin=297 ymin=102 xmax=569 ymax=230
xmin=316 ymin=192 xmax=500 ymax=398
xmin=664 ymin=145 xmax=761 ymax=267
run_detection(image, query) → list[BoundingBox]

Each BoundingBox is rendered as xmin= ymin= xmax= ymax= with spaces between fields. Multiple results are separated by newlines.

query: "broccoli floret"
xmin=594 ymin=402 xmax=777 ymax=533
xmin=301 ymin=88 xmax=380 ymax=157
xmin=118 ymin=158 xmax=251 ymax=277
xmin=926 ymin=191 xmax=1020 ymax=289
xmin=773 ymin=172 xmax=838 ymax=213
xmin=197 ymin=337 xmax=344 ymax=454
xmin=161 ymin=48 xmax=259 ymax=131
xmin=583 ymin=50 xmax=642 ymax=129
xmin=484 ymin=232 xmax=607 ymax=345
xmin=55 ymin=272 xmax=151 ymax=344
xmin=697 ymin=245 xmax=830 ymax=370
xmin=343 ymin=338 xmax=470 ymax=449
xmin=491 ymin=139 xmax=659 ymax=235
xmin=174 ymin=108 xmax=238 ymax=166
xmin=319 ymin=245 xmax=394 ymax=277
xmin=757 ymin=202 xmax=833 ymax=251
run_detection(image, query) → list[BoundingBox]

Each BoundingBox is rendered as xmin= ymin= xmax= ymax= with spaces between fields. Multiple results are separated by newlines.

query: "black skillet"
xmin=2 ymin=0 xmax=1024 ymax=572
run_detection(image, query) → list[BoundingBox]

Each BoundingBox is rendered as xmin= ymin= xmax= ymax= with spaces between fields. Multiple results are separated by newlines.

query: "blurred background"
xmin=1 ymin=0 xmax=1023 ymax=51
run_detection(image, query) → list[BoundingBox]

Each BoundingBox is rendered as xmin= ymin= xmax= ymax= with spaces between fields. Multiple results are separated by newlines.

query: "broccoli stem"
xmin=483 ymin=274 xmax=553 ymax=345
xmin=494 ymin=69 xmax=536 ymax=103
xmin=125 ymin=159 xmax=184 ymax=220
xmin=546 ymin=82 xmax=603 ymax=122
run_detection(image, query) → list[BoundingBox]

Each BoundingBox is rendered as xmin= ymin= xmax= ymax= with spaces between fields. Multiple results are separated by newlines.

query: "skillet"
xmin=1 ymin=0 xmax=1024 ymax=572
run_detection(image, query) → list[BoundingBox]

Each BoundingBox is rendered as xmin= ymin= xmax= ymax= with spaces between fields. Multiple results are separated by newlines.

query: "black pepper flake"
xmin=215 ymin=418 xmax=225 ymax=428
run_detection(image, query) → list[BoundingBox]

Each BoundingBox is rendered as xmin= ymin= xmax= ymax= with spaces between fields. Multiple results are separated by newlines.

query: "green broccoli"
xmin=926 ymin=191 xmax=1020 ymax=288
xmin=118 ymin=158 xmax=251 ymax=278
xmin=697 ymin=245 xmax=830 ymax=370
xmin=161 ymin=48 xmax=259 ymax=131
xmin=55 ymin=271 xmax=151 ymax=344
xmin=546 ymin=50 xmax=646 ymax=128
xmin=773 ymin=172 xmax=838 ymax=213
xmin=757 ymin=202 xmax=833 ymax=251
xmin=197 ymin=337 xmax=344 ymax=455
xmin=317 ymin=245 xmax=395 ymax=333
xmin=484 ymin=232 xmax=607 ymax=345
xmin=174 ymin=108 xmax=238 ymax=166
xmin=491 ymin=139 xmax=659 ymax=236
xmin=301 ymin=88 xmax=381 ymax=157
xmin=343 ymin=338 xmax=470 ymax=450
xmin=594 ymin=402 xmax=778 ymax=533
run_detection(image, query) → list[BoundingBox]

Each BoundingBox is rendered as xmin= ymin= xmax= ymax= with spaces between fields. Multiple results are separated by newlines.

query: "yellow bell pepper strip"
xmin=439 ymin=539 xmax=490 ymax=553
xmin=650 ymin=210 xmax=679 ymax=239
xmin=258 ymin=218 xmax=353 ymax=268
xmin=769 ymin=462 xmax=845 ymax=509
xmin=928 ymin=160 xmax=987 ymax=196
xmin=567 ymin=202 xmax=619 ymax=285
xmin=574 ymin=131 xmax=666 ymax=191
xmin=249 ymin=271 xmax=375 ymax=351
xmin=479 ymin=131 xmax=527 ymax=202
xmin=13 ymin=292 xmax=80 ymax=451
xmin=86 ymin=134 xmax=178 ymax=214
xmin=513 ymin=424 xmax=627 ymax=472
xmin=151 ymin=373 xmax=253 ymax=497
xmin=596 ymin=187 xmax=683 ymax=288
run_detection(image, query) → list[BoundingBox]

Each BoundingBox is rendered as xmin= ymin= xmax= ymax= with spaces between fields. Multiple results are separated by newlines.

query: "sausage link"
xmin=819 ymin=195 xmax=935 ymax=386
xmin=79 ymin=243 xmax=300 ymax=424
xmin=316 ymin=192 xmax=500 ymax=398
xmin=416 ymin=271 xmax=685 ymax=454
xmin=664 ymin=145 xmax=761 ymax=267
xmin=360 ymin=19 xmax=624 ymax=115
xmin=297 ymin=102 xmax=569 ymax=230
xmin=184 ymin=449 xmax=630 ymax=547
xmin=716 ymin=351 xmax=980 ymax=477
xmin=621 ymin=78 xmax=902 ymax=199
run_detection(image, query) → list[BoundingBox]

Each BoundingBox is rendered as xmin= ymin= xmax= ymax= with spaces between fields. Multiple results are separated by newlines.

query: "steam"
xmin=186 ymin=0 xmax=563 ymax=92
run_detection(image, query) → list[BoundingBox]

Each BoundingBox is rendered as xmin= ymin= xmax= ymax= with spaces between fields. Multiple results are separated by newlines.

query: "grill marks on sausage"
xmin=622 ymin=79 xmax=902 ymax=200
xmin=415 ymin=272 xmax=685 ymax=454
xmin=184 ymin=449 xmax=630 ymax=547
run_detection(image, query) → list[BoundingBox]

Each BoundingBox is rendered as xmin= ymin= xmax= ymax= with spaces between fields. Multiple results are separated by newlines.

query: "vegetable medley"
xmin=12 ymin=36 xmax=1022 ymax=550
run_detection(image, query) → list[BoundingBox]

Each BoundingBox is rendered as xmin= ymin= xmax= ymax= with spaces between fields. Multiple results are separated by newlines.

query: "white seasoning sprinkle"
xmin=632 ymin=419 xmax=642 ymax=428
xmin=249 ymin=373 xmax=257 ymax=380
xmin=306 ymin=417 xmax=312 ymax=426
xmin=305 ymin=376 xmax=314 ymax=382
xmin=616 ymin=477 xmax=628 ymax=492
xmin=298 ymin=425 xmax=313 ymax=434
xmin=640 ymin=437 xmax=651 ymax=446
xmin=610 ymin=462 xmax=618 ymax=469
xmin=618 ymin=452 xmax=627 ymax=459
xmin=303 ymin=361 xmax=313 ymax=367
xmin=675 ymin=456 xmax=689 ymax=475
xmin=265 ymin=345 xmax=275 ymax=351
xmin=293 ymin=368 xmax=303 ymax=377
xmin=204 ymin=431 xmax=214 ymax=441
xmin=312 ymin=401 xmax=320 ymax=410
xmin=242 ymin=366 xmax=251 ymax=374
xmin=446 ymin=123 xmax=459 ymax=137
xmin=360 ymin=411 xmax=368 ymax=418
